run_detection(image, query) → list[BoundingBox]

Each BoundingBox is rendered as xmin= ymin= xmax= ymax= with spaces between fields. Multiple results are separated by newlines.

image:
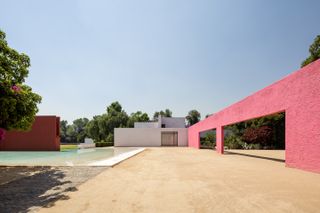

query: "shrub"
xmin=200 ymin=132 xmax=216 ymax=149
xmin=252 ymin=143 xmax=262 ymax=149
xmin=95 ymin=140 xmax=113 ymax=147
xmin=224 ymin=135 xmax=243 ymax=149
xmin=106 ymin=134 xmax=114 ymax=143
xmin=200 ymin=140 xmax=216 ymax=149
xmin=242 ymin=126 xmax=273 ymax=146
xmin=241 ymin=142 xmax=260 ymax=150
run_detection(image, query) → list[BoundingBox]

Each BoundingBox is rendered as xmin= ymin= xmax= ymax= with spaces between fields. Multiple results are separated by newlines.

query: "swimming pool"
xmin=0 ymin=147 xmax=145 ymax=166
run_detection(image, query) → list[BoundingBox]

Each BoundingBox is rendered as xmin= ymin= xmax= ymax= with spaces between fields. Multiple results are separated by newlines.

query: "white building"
xmin=114 ymin=117 xmax=188 ymax=147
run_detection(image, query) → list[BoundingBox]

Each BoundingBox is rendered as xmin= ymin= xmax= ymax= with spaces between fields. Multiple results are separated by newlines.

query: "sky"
xmin=1 ymin=0 xmax=319 ymax=123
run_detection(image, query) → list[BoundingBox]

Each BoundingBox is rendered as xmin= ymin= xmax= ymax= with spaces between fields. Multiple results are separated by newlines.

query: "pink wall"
xmin=0 ymin=116 xmax=60 ymax=151
xmin=188 ymin=60 xmax=320 ymax=173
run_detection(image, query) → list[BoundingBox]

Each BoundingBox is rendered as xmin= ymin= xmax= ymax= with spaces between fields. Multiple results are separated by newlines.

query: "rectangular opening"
xmin=161 ymin=131 xmax=178 ymax=146
xmin=223 ymin=112 xmax=285 ymax=162
xmin=199 ymin=129 xmax=216 ymax=149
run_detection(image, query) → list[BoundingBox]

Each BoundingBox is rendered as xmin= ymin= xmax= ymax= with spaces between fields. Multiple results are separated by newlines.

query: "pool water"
xmin=0 ymin=147 xmax=141 ymax=166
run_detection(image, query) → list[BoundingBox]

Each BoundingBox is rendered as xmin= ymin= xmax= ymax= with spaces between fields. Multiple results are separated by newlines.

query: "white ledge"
xmin=88 ymin=148 xmax=145 ymax=166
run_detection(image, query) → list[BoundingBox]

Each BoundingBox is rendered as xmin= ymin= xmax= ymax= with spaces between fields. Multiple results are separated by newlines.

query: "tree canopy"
xmin=127 ymin=111 xmax=149 ymax=127
xmin=186 ymin=110 xmax=201 ymax=126
xmin=60 ymin=118 xmax=89 ymax=143
xmin=301 ymin=35 xmax=320 ymax=67
xmin=153 ymin=109 xmax=172 ymax=120
xmin=60 ymin=120 xmax=68 ymax=142
xmin=85 ymin=102 xmax=129 ymax=143
xmin=61 ymin=102 xmax=151 ymax=144
xmin=0 ymin=29 xmax=41 ymax=133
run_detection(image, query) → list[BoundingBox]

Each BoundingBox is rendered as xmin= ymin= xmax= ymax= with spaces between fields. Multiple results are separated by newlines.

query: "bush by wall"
xmin=95 ymin=140 xmax=113 ymax=147
xmin=224 ymin=112 xmax=285 ymax=150
xmin=242 ymin=126 xmax=273 ymax=146
xmin=224 ymin=135 xmax=244 ymax=149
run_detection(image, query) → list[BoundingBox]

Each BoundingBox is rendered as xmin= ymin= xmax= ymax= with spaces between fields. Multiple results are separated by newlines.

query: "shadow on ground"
xmin=0 ymin=167 xmax=73 ymax=213
xmin=0 ymin=166 xmax=107 ymax=213
xmin=225 ymin=151 xmax=285 ymax=163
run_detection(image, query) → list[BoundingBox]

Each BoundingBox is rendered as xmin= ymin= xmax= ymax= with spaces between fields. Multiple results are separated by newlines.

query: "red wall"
xmin=0 ymin=116 xmax=60 ymax=151
xmin=188 ymin=60 xmax=320 ymax=173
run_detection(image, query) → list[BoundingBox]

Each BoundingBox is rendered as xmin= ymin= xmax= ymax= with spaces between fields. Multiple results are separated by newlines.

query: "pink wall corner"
xmin=188 ymin=59 xmax=320 ymax=173
xmin=188 ymin=125 xmax=200 ymax=149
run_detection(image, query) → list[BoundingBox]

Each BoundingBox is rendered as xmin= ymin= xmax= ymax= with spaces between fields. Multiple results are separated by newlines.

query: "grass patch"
xmin=60 ymin=144 xmax=78 ymax=151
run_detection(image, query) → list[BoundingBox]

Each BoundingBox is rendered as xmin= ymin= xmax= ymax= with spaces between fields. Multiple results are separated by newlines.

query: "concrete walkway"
xmin=40 ymin=148 xmax=320 ymax=213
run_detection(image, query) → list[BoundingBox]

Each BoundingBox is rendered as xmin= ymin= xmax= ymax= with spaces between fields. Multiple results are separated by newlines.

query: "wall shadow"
xmin=0 ymin=167 xmax=76 ymax=213
xmin=224 ymin=151 xmax=285 ymax=163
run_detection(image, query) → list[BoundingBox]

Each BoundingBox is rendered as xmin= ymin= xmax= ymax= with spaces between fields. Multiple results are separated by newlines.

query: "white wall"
xmin=176 ymin=128 xmax=188 ymax=146
xmin=114 ymin=128 xmax=188 ymax=147
xmin=161 ymin=117 xmax=186 ymax=128
xmin=134 ymin=117 xmax=186 ymax=128
xmin=134 ymin=122 xmax=159 ymax=128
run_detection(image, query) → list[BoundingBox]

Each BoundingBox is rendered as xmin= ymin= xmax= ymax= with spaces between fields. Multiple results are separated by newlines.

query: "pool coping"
xmin=88 ymin=148 xmax=145 ymax=167
xmin=0 ymin=147 xmax=146 ymax=167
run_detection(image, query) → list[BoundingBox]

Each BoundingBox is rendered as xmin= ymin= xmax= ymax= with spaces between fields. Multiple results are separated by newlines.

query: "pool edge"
xmin=87 ymin=148 xmax=146 ymax=167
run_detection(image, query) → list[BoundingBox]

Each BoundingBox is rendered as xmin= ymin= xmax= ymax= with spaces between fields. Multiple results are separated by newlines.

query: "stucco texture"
xmin=188 ymin=59 xmax=320 ymax=173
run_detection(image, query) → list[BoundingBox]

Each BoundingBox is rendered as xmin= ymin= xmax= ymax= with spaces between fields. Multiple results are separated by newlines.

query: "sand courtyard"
xmin=39 ymin=148 xmax=320 ymax=213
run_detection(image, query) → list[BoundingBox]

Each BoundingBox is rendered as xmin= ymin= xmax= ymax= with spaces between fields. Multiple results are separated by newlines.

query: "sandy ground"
xmin=39 ymin=148 xmax=320 ymax=213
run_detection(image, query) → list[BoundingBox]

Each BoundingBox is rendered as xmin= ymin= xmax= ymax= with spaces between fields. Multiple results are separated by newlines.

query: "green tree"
xmin=186 ymin=110 xmax=201 ymax=126
xmin=200 ymin=130 xmax=216 ymax=149
xmin=106 ymin=133 xmax=114 ymax=142
xmin=60 ymin=120 xmax=68 ymax=142
xmin=106 ymin=101 xmax=123 ymax=115
xmin=97 ymin=114 xmax=110 ymax=140
xmin=301 ymin=35 xmax=320 ymax=67
xmin=85 ymin=102 xmax=129 ymax=143
xmin=0 ymin=30 xmax=41 ymax=133
xmin=153 ymin=109 xmax=172 ymax=120
xmin=66 ymin=125 xmax=77 ymax=142
xmin=127 ymin=111 xmax=150 ymax=127
xmin=104 ymin=103 xmax=129 ymax=142
xmin=72 ymin=118 xmax=89 ymax=143
xmin=86 ymin=115 xmax=101 ymax=141
xmin=60 ymin=118 xmax=89 ymax=143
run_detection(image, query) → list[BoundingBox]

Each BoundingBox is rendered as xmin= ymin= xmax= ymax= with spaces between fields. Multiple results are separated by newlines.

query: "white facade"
xmin=114 ymin=117 xmax=188 ymax=147
xmin=134 ymin=122 xmax=159 ymax=128
xmin=115 ymin=128 xmax=188 ymax=147
xmin=159 ymin=117 xmax=186 ymax=128
xmin=133 ymin=117 xmax=186 ymax=128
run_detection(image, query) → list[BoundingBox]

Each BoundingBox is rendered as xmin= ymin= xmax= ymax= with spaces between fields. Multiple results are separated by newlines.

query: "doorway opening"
xmin=161 ymin=131 xmax=178 ymax=146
